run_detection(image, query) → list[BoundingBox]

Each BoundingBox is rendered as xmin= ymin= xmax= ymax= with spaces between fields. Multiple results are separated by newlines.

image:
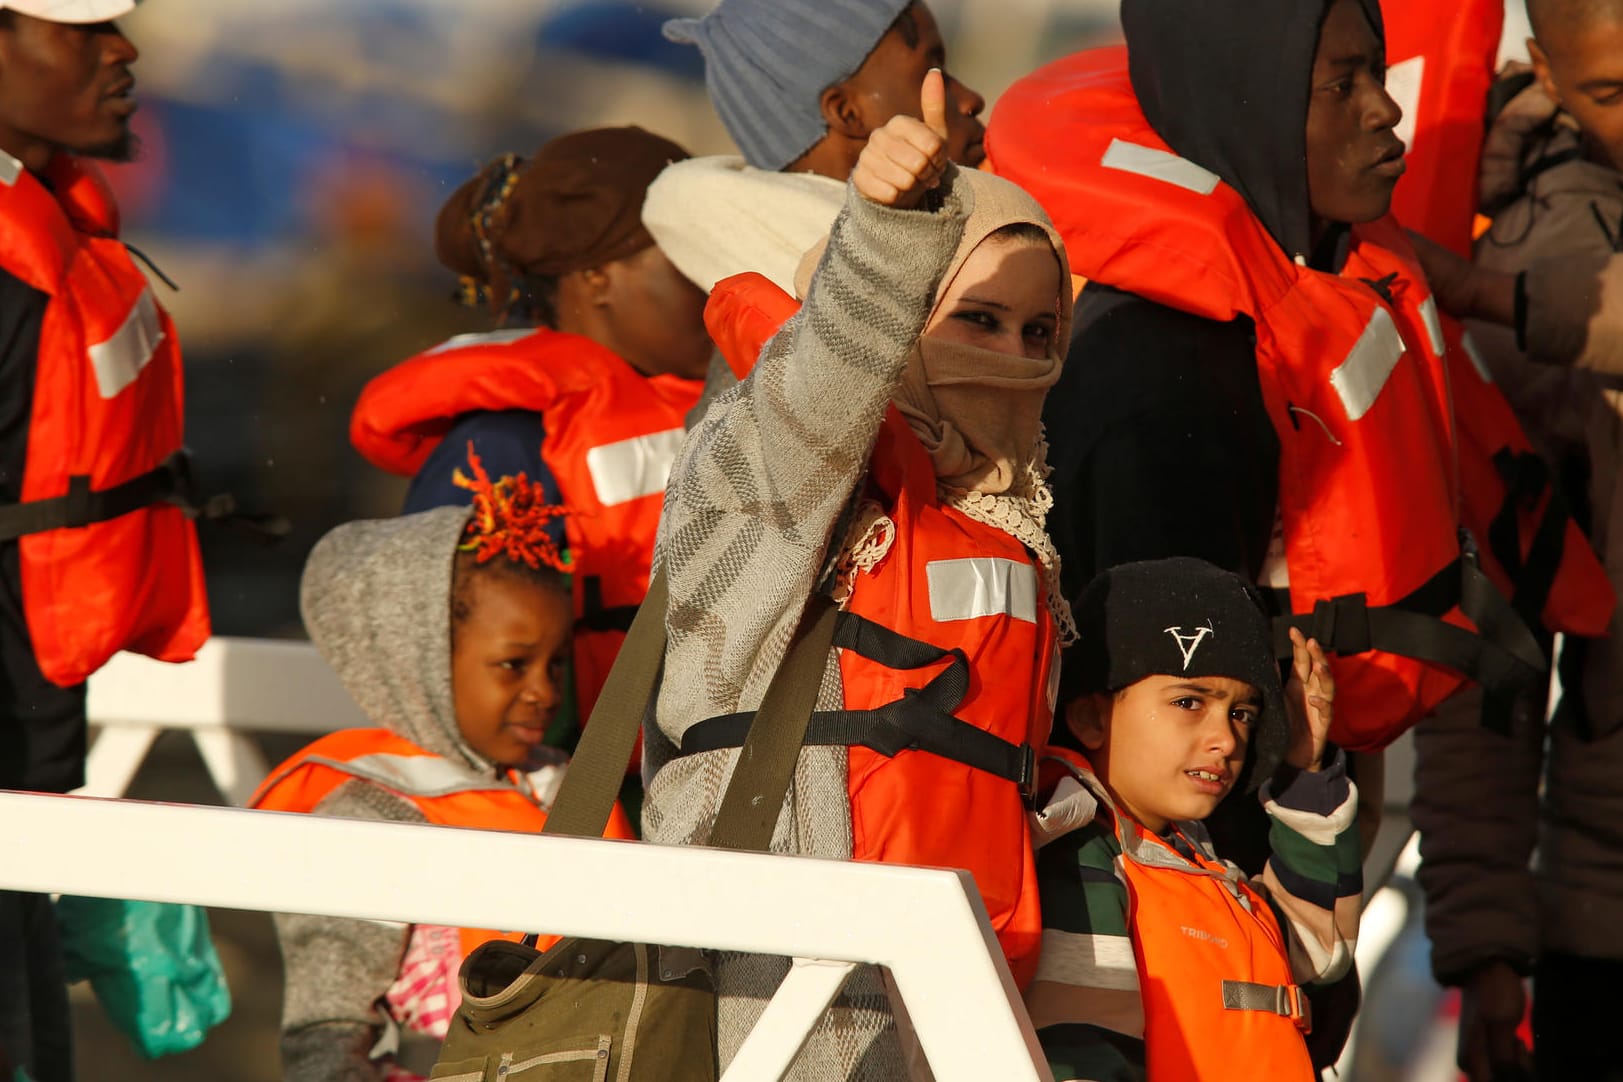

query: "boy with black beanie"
xmin=1027 ymin=558 xmax=1362 ymax=1081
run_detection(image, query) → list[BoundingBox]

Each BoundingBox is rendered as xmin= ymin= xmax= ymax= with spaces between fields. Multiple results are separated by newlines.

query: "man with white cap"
xmin=645 ymin=0 xmax=987 ymax=296
xmin=0 ymin=5 xmax=211 ymax=1078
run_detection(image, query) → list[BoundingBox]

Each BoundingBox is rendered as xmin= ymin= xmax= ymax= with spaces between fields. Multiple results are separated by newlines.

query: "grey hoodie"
xmin=276 ymin=506 xmax=506 ymax=1082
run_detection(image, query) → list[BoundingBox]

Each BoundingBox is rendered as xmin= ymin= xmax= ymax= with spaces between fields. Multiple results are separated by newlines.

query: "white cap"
xmin=0 ymin=0 xmax=136 ymax=23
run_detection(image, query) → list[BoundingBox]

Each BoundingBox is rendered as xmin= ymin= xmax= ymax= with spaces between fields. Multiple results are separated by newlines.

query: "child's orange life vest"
xmin=983 ymin=47 xmax=1601 ymax=748
xmin=0 ymin=154 xmax=209 ymax=687
xmin=690 ymin=277 xmax=1057 ymax=985
xmin=251 ymin=728 xmax=634 ymax=958
xmin=350 ymin=330 xmax=703 ymax=723
xmin=1045 ymin=748 xmax=1317 ymax=1080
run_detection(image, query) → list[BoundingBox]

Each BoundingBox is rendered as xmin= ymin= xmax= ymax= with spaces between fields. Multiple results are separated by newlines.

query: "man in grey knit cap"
xmin=644 ymin=0 xmax=986 ymax=295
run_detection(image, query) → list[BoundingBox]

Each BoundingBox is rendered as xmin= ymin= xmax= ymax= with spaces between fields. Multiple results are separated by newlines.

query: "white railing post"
xmin=190 ymin=729 xmax=272 ymax=807
xmin=721 ymin=959 xmax=858 ymax=1081
xmin=77 ymin=722 xmax=161 ymax=798
xmin=84 ymin=637 xmax=368 ymax=802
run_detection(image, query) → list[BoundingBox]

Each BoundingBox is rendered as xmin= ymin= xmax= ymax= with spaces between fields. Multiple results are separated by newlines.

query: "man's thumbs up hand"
xmin=853 ymin=67 xmax=950 ymax=209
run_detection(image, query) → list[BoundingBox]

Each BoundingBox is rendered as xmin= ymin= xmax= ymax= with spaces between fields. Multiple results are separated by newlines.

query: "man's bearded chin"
xmin=78 ymin=130 xmax=138 ymax=164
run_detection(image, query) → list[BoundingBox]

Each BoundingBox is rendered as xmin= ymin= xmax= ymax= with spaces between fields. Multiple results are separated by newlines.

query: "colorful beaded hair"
xmin=453 ymin=444 xmax=571 ymax=573
xmin=456 ymin=152 xmax=526 ymax=314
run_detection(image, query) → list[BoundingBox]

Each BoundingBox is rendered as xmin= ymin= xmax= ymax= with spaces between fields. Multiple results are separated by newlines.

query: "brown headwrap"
xmin=435 ymin=126 xmax=690 ymax=319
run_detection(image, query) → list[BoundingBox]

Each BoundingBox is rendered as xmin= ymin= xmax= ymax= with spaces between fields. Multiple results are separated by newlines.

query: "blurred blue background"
xmin=107 ymin=0 xmax=1124 ymax=638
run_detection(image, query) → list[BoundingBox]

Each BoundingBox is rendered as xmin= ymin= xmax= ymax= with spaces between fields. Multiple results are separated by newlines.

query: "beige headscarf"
xmin=801 ymin=170 xmax=1078 ymax=642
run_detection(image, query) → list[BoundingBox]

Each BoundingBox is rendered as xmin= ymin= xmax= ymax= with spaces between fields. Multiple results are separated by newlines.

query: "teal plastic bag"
xmin=56 ymin=897 xmax=232 ymax=1058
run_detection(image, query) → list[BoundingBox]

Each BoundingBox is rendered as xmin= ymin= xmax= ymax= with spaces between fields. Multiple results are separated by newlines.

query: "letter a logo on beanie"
xmin=1164 ymin=623 xmax=1215 ymax=670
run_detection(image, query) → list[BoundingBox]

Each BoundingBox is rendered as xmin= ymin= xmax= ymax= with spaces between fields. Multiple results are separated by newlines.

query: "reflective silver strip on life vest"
xmin=1418 ymin=295 xmax=1446 ymax=358
xmin=926 ymin=557 xmax=1038 ymax=624
xmin=586 ymin=427 xmax=685 ymax=508
xmin=1100 ymin=138 xmax=1221 ymax=195
xmin=0 ymin=152 xmax=20 ymax=188
xmin=88 ymin=288 xmax=164 ymax=399
xmin=424 ymin=328 xmax=535 ymax=355
xmin=1460 ymin=330 xmax=1494 ymax=383
xmin=1329 ymin=306 xmax=1406 ymax=421
xmin=305 ymin=753 xmax=511 ymax=798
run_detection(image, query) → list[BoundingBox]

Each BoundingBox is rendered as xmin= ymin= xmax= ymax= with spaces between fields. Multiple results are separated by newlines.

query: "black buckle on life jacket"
xmin=677 ymin=611 xmax=1040 ymax=800
xmin=1305 ymin=593 xmax=1372 ymax=656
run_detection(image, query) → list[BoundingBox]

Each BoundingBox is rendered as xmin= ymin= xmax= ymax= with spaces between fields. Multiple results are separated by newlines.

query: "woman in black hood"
xmin=1043 ymin=0 xmax=1401 ymax=598
xmin=1025 ymin=0 xmax=1401 ymax=1073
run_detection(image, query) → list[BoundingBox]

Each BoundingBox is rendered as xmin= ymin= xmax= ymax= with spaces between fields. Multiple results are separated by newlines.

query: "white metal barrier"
xmin=82 ymin=638 xmax=366 ymax=804
xmin=77 ymin=638 xmax=1428 ymax=1080
xmin=0 ymin=790 xmax=1051 ymax=1081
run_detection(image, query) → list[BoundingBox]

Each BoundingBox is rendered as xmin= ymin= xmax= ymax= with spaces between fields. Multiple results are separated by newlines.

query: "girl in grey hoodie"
xmin=252 ymin=454 xmax=632 ymax=1081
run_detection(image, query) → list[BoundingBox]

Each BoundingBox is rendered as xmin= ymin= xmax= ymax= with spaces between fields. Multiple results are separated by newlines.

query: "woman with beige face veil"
xmin=643 ymin=71 xmax=1074 ymax=1080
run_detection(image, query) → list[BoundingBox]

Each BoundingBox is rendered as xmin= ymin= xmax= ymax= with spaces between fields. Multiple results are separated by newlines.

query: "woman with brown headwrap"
xmin=351 ymin=126 xmax=711 ymax=733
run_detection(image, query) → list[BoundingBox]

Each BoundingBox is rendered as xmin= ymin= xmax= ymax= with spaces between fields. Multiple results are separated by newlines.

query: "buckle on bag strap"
xmin=1221 ymin=979 xmax=1312 ymax=1032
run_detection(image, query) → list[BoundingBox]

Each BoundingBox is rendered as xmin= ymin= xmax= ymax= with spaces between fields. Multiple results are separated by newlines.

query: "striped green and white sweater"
xmin=1027 ymin=751 xmax=1361 ymax=1082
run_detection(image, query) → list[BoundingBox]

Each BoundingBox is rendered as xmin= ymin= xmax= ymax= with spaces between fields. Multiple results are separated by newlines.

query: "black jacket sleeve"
xmin=1044 ymin=285 xmax=1280 ymax=596
xmin=0 ymin=268 xmax=87 ymax=793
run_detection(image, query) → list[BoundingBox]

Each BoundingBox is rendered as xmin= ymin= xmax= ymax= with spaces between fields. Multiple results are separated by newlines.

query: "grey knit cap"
xmin=664 ymin=0 xmax=912 ymax=170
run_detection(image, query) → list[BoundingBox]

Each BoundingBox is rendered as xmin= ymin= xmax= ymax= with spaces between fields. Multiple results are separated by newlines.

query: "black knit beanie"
xmin=1060 ymin=557 xmax=1289 ymax=791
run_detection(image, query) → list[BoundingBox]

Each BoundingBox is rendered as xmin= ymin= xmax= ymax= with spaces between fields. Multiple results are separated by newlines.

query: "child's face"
xmin=1066 ymin=674 xmax=1258 ymax=833
xmin=450 ymin=572 xmax=572 ymax=769
xmin=922 ymin=235 xmax=1060 ymax=360
xmin=1532 ymin=16 xmax=1623 ymax=173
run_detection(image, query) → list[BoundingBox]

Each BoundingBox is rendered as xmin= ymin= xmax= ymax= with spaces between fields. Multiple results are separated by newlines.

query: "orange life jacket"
xmin=250 ymin=727 xmax=635 ymax=957
xmin=1043 ymin=748 xmax=1316 ymax=1080
xmin=0 ymin=153 xmax=209 ymax=688
xmin=984 ymin=48 xmax=1553 ymax=749
xmin=1383 ymin=0 xmax=1504 ymax=258
xmin=687 ymin=277 xmax=1056 ymax=984
xmin=1380 ymin=5 xmax=1615 ymax=654
xmin=350 ymin=330 xmax=704 ymax=721
xmin=841 ymin=411 xmax=1055 ymax=986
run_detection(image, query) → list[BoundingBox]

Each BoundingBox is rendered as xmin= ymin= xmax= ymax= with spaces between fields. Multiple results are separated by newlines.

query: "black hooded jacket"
xmin=1044 ymin=0 xmax=1384 ymax=596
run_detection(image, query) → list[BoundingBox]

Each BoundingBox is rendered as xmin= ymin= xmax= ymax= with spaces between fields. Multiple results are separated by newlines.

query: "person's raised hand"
xmin=1457 ymin=960 xmax=1533 ymax=1082
xmin=853 ymin=67 xmax=950 ymax=209
xmin=1283 ymin=628 xmax=1333 ymax=772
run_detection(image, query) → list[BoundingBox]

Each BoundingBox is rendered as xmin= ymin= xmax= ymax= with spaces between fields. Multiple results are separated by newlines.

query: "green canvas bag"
xmin=432 ymin=571 xmax=839 ymax=1081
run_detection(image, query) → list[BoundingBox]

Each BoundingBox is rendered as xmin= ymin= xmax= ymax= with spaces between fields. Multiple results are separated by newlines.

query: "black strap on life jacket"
xmin=1264 ymin=530 xmax=1546 ymax=735
xmin=1486 ymin=449 xmax=1570 ymax=634
xmin=677 ymin=609 xmax=1038 ymax=803
xmin=0 ymin=450 xmax=288 ymax=544
xmin=576 ymin=576 xmax=639 ymax=634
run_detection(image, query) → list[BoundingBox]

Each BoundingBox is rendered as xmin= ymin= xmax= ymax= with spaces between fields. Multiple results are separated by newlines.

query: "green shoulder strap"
xmin=706 ymin=594 xmax=838 ymax=851
xmin=542 ymin=568 xmax=840 ymax=856
xmin=541 ymin=570 xmax=669 ymax=838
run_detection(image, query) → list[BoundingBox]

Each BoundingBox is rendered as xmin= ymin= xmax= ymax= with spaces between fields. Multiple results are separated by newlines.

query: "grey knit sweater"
xmin=644 ymin=170 xmax=972 ymax=1080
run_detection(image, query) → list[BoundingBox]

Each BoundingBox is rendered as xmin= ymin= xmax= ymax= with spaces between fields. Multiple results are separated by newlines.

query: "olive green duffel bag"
xmin=432 ymin=937 xmax=716 ymax=1082
xmin=429 ymin=572 xmax=839 ymax=1081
